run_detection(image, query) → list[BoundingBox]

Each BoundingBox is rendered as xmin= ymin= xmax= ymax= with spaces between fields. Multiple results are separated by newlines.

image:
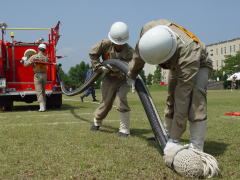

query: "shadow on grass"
xmin=70 ymin=107 xmax=163 ymax=153
xmin=72 ymin=105 xmax=229 ymax=156
xmin=70 ymin=104 xmax=168 ymax=173
xmin=204 ymin=141 xmax=229 ymax=156
xmin=131 ymin=128 xmax=164 ymax=154
xmin=7 ymin=103 xmax=88 ymax=112
xmin=144 ymin=137 xmax=229 ymax=156
xmin=181 ymin=139 xmax=229 ymax=156
xmin=70 ymin=107 xmax=155 ymax=137
xmin=70 ymin=106 xmax=122 ymax=133
xmin=70 ymin=107 xmax=92 ymax=124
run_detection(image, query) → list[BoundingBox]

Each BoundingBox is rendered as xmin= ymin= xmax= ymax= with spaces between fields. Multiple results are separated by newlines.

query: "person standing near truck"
xmin=23 ymin=44 xmax=49 ymax=112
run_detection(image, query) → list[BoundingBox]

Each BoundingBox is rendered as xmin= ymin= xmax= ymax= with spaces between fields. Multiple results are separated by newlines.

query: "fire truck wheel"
xmin=46 ymin=94 xmax=62 ymax=109
xmin=54 ymin=94 xmax=62 ymax=108
xmin=2 ymin=100 xmax=13 ymax=111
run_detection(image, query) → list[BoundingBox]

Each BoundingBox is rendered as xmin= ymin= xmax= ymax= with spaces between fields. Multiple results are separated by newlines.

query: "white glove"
xmin=164 ymin=139 xmax=180 ymax=154
xmin=100 ymin=66 xmax=109 ymax=73
xmin=20 ymin=57 xmax=27 ymax=63
xmin=164 ymin=144 xmax=186 ymax=168
xmin=127 ymin=78 xmax=135 ymax=86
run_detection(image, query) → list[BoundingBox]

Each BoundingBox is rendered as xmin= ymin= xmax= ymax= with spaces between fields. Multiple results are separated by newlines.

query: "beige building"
xmin=143 ymin=63 xmax=168 ymax=83
xmin=144 ymin=38 xmax=240 ymax=83
xmin=206 ymin=38 xmax=240 ymax=70
xmin=143 ymin=63 xmax=157 ymax=77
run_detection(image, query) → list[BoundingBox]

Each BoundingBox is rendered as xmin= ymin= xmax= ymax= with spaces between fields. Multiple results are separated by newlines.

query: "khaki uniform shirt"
xmin=24 ymin=51 xmax=49 ymax=73
xmin=90 ymin=39 xmax=134 ymax=77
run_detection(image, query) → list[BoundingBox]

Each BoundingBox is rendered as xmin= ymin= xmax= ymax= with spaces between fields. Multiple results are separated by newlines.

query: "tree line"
xmin=58 ymin=62 xmax=162 ymax=89
xmin=210 ymin=51 xmax=240 ymax=87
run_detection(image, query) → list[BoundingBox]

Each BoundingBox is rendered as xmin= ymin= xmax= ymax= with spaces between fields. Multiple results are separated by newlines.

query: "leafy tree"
xmin=57 ymin=67 xmax=72 ymax=87
xmin=146 ymin=74 xmax=153 ymax=85
xmin=221 ymin=51 xmax=240 ymax=76
xmin=139 ymin=70 xmax=146 ymax=83
xmin=153 ymin=66 xmax=161 ymax=84
xmin=67 ymin=61 xmax=90 ymax=88
xmin=209 ymin=70 xmax=227 ymax=81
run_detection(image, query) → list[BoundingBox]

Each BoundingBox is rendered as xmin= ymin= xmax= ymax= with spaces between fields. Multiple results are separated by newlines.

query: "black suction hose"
xmin=58 ymin=71 xmax=101 ymax=96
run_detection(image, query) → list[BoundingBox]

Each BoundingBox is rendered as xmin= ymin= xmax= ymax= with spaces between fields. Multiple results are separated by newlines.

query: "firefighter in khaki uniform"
xmin=128 ymin=19 xmax=212 ymax=151
xmin=24 ymin=44 xmax=49 ymax=112
xmin=90 ymin=22 xmax=134 ymax=137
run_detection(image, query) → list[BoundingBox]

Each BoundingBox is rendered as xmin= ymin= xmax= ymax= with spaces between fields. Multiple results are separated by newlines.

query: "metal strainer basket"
xmin=173 ymin=148 xmax=204 ymax=178
xmin=164 ymin=145 xmax=220 ymax=178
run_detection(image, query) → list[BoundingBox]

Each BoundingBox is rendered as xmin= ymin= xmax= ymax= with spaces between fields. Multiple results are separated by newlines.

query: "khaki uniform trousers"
xmin=94 ymin=76 xmax=130 ymax=121
xmin=164 ymin=41 xmax=209 ymax=139
xmin=34 ymin=72 xmax=47 ymax=104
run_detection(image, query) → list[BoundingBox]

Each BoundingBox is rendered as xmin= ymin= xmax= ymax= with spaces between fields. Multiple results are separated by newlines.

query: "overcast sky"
xmin=1 ymin=0 xmax=240 ymax=72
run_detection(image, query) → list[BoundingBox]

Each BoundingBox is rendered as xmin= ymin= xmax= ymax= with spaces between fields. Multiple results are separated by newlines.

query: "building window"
xmin=224 ymin=47 xmax=226 ymax=54
xmin=233 ymin=45 xmax=236 ymax=52
xmin=230 ymin=46 xmax=232 ymax=53
xmin=216 ymin=48 xmax=218 ymax=55
xmin=221 ymin=47 xmax=223 ymax=54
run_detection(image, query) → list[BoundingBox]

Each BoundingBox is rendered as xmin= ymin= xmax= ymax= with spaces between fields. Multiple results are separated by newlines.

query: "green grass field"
xmin=0 ymin=88 xmax=240 ymax=179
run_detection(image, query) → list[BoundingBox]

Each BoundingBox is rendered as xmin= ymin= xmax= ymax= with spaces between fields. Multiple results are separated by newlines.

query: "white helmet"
xmin=108 ymin=22 xmax=129 ymax=45
xmin=138 ymin=25 xmax=177 ymax=65
xmin=38 ymin=43 xmax=46 ymax=51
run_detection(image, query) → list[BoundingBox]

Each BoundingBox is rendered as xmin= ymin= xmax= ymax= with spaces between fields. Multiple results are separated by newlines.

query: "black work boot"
xmin=147 ymin=137 xmax=156 ymax=141
xmin=80 ymin=96 xmax=84 ymax=102
xmin=90 ymin=125 xmax=100 ymax=131
xmin=117 ymin=132 xmax=129 ymax=138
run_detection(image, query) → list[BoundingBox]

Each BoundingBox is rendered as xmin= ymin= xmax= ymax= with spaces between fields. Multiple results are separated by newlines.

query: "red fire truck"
xmin=0 ymin=22 xmax=62 ymax=110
